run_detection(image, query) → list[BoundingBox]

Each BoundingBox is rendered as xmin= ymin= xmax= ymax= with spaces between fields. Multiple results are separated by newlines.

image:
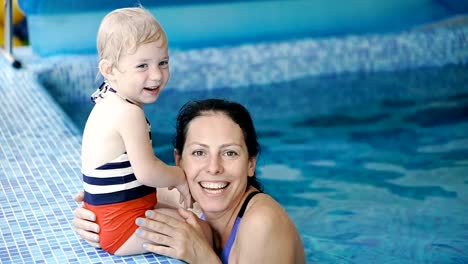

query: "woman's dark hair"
xmin=173 ymin=99 xmax=263 ymax=191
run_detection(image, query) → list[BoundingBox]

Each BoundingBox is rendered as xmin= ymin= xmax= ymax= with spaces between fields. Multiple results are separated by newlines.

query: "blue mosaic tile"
xmin=0 ymin=54 xmax=183 ymax=263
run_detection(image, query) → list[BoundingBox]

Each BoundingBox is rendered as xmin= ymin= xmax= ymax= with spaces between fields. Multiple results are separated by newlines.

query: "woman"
xmin=73 ymin=99 xmax=306 ymax=263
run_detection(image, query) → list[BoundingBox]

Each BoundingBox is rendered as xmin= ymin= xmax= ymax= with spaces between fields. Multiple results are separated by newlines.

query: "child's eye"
xmin=159 ymin=60 xmax=169 ymax=68
xmin=137 ymin=64 xmax=148 ymax=69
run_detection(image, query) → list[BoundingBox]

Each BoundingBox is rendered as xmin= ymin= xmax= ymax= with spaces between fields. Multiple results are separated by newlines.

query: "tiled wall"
xmin=38 ymin=25 xmax=468 ymax=95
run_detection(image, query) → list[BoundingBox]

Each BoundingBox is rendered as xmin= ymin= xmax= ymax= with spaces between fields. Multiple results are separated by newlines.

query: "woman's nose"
xmin=206 ymin=155 xmax=223 ymax=175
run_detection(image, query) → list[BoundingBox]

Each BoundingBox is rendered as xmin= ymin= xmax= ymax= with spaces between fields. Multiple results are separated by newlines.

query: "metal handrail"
xmin=1 ymin=0 xmax=21 ymax=68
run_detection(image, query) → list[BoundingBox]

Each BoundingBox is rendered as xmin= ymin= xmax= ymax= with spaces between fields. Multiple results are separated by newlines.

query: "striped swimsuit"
xmin=83 ymin=82 xmax=157 ymax=254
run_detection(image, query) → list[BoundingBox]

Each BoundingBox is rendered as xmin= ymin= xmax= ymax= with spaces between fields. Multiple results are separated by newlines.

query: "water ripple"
xmin=418 ymin=138 xmax=468 ymax=153
xmin=258 ymin=164 xmax=303 ymax=180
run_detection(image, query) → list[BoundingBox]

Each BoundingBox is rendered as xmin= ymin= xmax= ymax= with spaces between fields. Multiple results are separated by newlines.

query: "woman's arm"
xmin=136 ymin=208 xmax=219 ymax=264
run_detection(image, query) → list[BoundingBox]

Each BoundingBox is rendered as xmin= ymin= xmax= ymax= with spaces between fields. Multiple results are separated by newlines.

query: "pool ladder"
xmin=1 ymin=0 xmax=21 ymax=68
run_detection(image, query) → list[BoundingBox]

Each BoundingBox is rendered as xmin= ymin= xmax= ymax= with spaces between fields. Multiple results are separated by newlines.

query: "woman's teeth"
xmin=200 ymin=182 xmax=228 ymax=193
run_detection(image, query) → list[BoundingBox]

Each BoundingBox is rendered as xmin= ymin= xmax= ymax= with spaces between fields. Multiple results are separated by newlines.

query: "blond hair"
xmin=97 ymin=7 xmax=167 ymax=67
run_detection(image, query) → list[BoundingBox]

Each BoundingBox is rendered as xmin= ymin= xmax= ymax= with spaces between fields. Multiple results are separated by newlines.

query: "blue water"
xmin=48 ymin=65 xmax=468 ymax=263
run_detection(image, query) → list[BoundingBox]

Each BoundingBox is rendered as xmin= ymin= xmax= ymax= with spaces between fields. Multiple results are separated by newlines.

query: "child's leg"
xmin=113 ymin=233 xmax=148 ymax=256
xmin=112 ymin=208 xmax=182 ymax=256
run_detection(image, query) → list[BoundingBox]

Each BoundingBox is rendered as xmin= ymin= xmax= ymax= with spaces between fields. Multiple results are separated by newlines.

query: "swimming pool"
xmin=1 ymin=1 xmax=467 ymax=263
xmin=37 ymin=52 xmax=468 ymax=263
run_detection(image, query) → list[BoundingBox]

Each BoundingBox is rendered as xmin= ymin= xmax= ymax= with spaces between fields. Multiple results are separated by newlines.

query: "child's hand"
xmin=175 ymin=182 xmax=193 ymax=209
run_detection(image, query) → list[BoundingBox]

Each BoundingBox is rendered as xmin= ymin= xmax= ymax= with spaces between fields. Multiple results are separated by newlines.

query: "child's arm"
xmin=116 ymin=104 xmax=192 ymax=207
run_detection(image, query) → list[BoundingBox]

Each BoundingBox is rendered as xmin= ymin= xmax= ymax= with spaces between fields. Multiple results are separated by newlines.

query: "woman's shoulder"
xmin=241 ymin=192 xmax=295 ymax=233
xmin=247 ymin=192 xmax=282 ymax=213
xmin=231 ymin=192 xmax=303 ymax=262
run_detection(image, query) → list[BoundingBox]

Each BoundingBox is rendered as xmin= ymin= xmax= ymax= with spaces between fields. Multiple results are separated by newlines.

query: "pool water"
xmin=52 ymin=65 xmax=468 ymax=263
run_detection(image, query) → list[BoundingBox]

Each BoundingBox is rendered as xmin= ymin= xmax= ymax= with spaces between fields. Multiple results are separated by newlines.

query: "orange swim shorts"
xmin=84 ymin=193 xmax=157 ymax=254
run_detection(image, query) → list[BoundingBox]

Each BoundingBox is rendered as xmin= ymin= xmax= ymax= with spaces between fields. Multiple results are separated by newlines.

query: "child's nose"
xmin=150 ymin=66 xmax=162 ymax=81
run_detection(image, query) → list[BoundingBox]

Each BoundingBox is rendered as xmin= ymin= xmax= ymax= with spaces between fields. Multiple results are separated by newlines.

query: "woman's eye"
xmin=192 ymin=150 xmax=204 ymax=156
xmin=224 ymin=151 xmax=238 ymax=157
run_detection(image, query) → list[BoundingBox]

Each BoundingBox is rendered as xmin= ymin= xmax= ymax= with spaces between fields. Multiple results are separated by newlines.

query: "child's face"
xmin=112 ymin=39 xmax=169 ymax=107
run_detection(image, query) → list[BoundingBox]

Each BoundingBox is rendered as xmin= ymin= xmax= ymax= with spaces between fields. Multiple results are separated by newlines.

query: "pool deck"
xmin=0 ymin=53 xmax=183 ymax=263
xmin=1 ymin=22 xmax=468 ymax=263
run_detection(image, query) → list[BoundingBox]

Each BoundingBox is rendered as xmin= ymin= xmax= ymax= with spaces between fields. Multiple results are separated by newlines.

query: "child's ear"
xmin=99 ymin=59 xmax=115 ymax=81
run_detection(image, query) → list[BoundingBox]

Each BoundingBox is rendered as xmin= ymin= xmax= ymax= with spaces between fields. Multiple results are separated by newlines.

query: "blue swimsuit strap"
xmin=220 ymin=191 xmax=262 ymax=263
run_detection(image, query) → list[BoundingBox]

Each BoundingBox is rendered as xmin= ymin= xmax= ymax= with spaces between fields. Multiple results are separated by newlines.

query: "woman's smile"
xmin=199 ymin=181 xmax=230 ymax=194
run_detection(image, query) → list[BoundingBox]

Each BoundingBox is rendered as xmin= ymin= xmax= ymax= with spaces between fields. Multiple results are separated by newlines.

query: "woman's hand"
xmin=72 ymin=191 xmax=101 ymax=248
xmin=136 ymin=208 xmax=219 ymax=263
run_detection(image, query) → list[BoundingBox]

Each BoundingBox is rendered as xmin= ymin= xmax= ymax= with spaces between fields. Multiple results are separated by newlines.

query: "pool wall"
xmin=18 ymin=0 xmax=468 ymax=56
xmin=38 ymin=25 xmax=468 ymax=101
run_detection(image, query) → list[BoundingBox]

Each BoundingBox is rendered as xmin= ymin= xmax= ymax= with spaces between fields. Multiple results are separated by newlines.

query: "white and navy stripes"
xmin=83 ymin=82 xmax=155 ymax=206
xmin=83 ymin=153 xmax=155 ymax=206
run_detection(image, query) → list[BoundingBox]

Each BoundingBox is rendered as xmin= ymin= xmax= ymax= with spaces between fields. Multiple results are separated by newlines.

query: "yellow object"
xmin=0 ymin=27 xmax=24 ymax=46
xmin=0 ymin=0 xmax=25 ymax=46
xmin=0 ymin=0 xmax=24 ymax=24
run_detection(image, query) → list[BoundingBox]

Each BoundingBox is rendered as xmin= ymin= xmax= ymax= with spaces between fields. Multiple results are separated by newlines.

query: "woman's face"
xmin=175 ymin=112 xmax=257 ymax=214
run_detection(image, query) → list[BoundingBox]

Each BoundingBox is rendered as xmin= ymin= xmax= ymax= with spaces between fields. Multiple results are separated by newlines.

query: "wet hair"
xmin=173 ymin=99 xmax=263 ymax=191
xmin=97 ymin=7 xmax=167 ymax=68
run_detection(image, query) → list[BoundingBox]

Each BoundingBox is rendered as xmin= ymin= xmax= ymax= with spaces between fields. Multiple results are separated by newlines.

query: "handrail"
xmin=1 ymin=0 xmax=21 ymax=68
